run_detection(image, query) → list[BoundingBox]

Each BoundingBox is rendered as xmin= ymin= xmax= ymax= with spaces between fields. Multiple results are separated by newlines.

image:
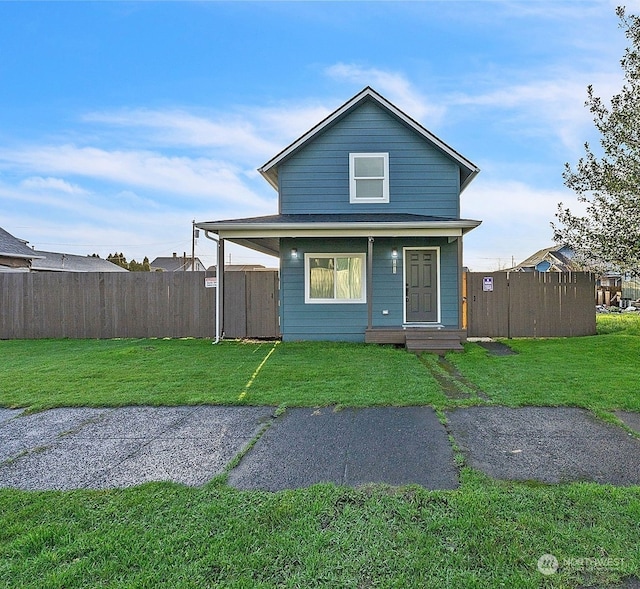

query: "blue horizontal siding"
xmin=279 ymin=100 xmax=460 ymax=217
xmin=279 ymin=236 xmax=461 ymax=342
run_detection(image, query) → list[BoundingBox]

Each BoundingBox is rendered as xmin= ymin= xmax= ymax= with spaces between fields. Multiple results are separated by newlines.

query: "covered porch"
xmin=196 ymin=213 xmax=479 ymax=351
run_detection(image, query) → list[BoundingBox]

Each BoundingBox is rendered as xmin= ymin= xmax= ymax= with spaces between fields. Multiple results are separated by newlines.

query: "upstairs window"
xmin=349 ymin=153 xmax=389 ymax=203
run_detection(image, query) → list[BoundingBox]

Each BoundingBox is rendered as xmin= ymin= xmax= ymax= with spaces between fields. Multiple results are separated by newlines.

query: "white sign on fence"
xmin=483 ymin=276 xmax=493 ymax=292
xmin=204 ymin=277 xmax=217 ymax=288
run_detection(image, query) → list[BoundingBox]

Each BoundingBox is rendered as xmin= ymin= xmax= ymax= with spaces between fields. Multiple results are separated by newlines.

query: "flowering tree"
xmin=553 ymin=7 xmax=640 ymax=274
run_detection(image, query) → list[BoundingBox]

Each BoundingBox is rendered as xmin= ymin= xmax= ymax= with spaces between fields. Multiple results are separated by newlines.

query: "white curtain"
xmin=309 ymin=256 xmax=362 ymax=300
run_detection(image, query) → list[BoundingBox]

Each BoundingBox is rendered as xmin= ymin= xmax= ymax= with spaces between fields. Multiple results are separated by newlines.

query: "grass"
xmin=2 ymin=317 xmax=640 ymax=587
xmin=0 ymin=339 xmax=446 ymax=412
xmin=0 ymin=471 xmax=638 ymax=588
xmin=594 ymin=311 xmax=640 ymax=336
xmin=4 ymin=315 xmax=640 ymax=413
xmin=444 ymin=314 xmax=640 ymax=412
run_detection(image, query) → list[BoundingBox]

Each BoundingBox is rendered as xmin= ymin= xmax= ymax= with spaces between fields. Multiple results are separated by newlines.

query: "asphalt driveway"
xmin=0 ymin=405 xmax=639 ymax=491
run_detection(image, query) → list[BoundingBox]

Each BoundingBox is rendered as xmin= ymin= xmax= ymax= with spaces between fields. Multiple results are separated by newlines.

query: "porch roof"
xmin=196 ymin=213 xmax=481 ymax=257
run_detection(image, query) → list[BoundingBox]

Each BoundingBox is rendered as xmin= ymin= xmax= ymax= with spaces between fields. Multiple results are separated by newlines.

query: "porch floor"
xmin=365 ymin=327 xmax=466 ymax=354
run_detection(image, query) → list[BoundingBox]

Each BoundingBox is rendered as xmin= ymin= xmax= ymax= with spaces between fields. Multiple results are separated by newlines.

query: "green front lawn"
xmin=0 ymin=339 xmax=446 ymax=412
xmin=2 ymin=315 xmax=640 ymax=587
xmin=446 ymin=314 xmax=640 ymax=412
xmin=1 ymin=471 xmax=638 ymax=588
xmin=2 ymin=315 xmax=640 ymax=413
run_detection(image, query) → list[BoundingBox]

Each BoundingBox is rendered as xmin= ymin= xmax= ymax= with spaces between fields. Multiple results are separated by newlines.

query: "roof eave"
xmin=460 ymin=167 xmax=481 ymax=193
xmin=204 ymin=220 xmax=480 ymax=230
xmin=0 ymin=252 xmax=45 ymax=260
xmin=198 ymin=220 xmax=481 ymax=240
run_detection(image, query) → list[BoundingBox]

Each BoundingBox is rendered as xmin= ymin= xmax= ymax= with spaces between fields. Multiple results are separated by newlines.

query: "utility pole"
xmin=191 ymin=220 xmax=199 ymax=271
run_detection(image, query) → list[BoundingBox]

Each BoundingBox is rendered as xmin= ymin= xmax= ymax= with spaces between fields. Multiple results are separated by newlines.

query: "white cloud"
xmin=460 ymin=178 xmax=590 ymax=271
xmin=2 ymin=180 xmax=228 ymax=263
xmin=251 ymin=103 xmax=333 ymax=147
xmin=83 ymin=109 xmax=280 ymax=161
xmin=462 ymin=179 xmax=570 ymax=224
xmin=82 ymin=102 xmax=336 ymax=164
xmin=0 ymin=144 xmax=274 ymax=210
xmin=325 ymin=63 xmax=446 ymax=124
xmin=20 ymin=176 xmax=88 ymax=195
xmin=451 ymin=70 xmax=624 ymax=151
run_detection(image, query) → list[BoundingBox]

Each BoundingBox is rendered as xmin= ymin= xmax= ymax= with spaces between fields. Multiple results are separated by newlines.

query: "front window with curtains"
xmin=304 ymin=253 xmax=366 ymax=303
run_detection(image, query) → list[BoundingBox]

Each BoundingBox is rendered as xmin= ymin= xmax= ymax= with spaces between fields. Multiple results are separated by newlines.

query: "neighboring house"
xmin=622 ymin=276 xmax=640 ymax=302
xmin=197 ymin=87 xmax=481 ymax=351
xmin=0 ymin=227 xmax=44 ymax=272
xmin=205 ymin=264 xmax=274 ymax=275
xmin=31 ymin=251 xmax=127 ymax=272
xmin=508 ymin=245 xmax=579 ymax=273
xmin=151 ymin=252 xmax=206 ymax=272
xmin=510 ymin=244 xmax=626 ymax=305
xmin=0 ymin=226 xmax=127 ymax=273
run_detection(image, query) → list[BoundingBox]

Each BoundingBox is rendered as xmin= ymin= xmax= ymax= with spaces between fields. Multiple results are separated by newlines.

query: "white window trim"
xmin=349 ymin=152 xmax=389 ymax=204
xmin=304 ymin=253 xmax=367 ymax=304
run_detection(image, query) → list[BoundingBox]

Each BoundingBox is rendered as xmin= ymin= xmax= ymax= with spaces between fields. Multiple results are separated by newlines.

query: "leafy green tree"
xmin=107 ymin=253 xmax=129 ymax=269
xmin=107 ymin=253 xmax=152 ymax=271
xmin=128 ymin=258 xmax=152 ymax=272
xmin=553 ymin=7 xmax=640 ymax=274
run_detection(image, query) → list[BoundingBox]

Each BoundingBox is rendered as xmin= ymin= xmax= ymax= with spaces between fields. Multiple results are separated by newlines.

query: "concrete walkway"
xmin=0 ymin=405 xmax=639 ymax=491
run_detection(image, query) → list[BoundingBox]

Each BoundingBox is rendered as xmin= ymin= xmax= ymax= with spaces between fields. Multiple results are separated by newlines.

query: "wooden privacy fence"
xmin=0 ymin=270 xmax=279 ymax=340
xmin=466 ymin=271 xmax=596 ymax=338
xmin=2 ymin=269 xmax=593 ymax=341
xmin=223 ymin=270 xmax=279 ymax=339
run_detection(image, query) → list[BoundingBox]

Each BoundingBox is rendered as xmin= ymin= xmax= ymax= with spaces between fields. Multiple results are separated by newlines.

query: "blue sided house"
xmin=198 ymin=87 xmax=481 ymax=352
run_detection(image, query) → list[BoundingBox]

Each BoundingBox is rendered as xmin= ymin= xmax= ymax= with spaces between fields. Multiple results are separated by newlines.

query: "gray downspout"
xmin=204 ymin=230 xmax=222 ymax=344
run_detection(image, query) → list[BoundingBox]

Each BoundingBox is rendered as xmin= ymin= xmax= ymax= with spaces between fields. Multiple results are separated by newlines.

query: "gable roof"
xmin=510 ymin=245 xmax=579 ymax=272
xmin=31 ymin=251 xmax=128 ymax=272
xmin=0 ymin=227 xmax=44 ymax=260
xmin=258 ymin=86 xmax=480 ymax=193
xmin=150 ymin=255 xmax=205 ymax=272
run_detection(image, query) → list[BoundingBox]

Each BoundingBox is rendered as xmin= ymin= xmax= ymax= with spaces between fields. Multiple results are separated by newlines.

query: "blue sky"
xmin=0 ymin=1 xmax=634 ymax=270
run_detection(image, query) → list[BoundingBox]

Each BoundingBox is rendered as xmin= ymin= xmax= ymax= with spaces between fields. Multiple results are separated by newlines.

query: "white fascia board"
xmin=214 ymin=224 xmax=482 ymax=240
xmin=208 ymin=219 xmax=479 ymax=232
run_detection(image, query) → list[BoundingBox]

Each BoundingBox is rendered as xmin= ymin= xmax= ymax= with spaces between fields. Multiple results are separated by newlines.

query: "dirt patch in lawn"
xmin=476 ymin=341 xmax=518 ymax=356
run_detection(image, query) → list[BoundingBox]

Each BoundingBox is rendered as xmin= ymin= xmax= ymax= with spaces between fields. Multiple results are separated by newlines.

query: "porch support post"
xmin=456 ymin=236 xmax=463 ymax=329
xmin=367 ymin=236 xmax=374 ymax=330
xmin=219 ymin=238 xmax=225 ymax=338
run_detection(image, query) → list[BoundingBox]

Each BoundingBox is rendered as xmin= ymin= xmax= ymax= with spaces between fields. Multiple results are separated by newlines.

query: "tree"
xmin=107 ymin=252 xmax=129 ymax=270
xmin=553 ymin=7 xmax=640 ymax=274
xmin=106 ymin=253 xmax=152 ymax=271
xmin=128 ymin=257 xmax=151 ymax=272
